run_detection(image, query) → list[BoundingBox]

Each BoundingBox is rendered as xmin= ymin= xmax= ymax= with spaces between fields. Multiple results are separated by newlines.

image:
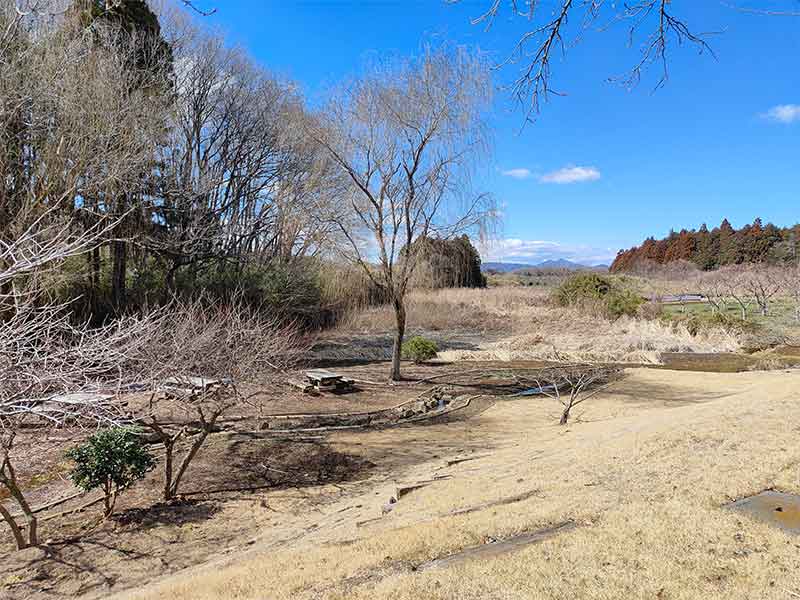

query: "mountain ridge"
xmin=483 ymin=259 xmax=609 ymax=273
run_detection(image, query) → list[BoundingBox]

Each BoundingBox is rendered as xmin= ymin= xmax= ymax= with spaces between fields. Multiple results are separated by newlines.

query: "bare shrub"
xmin=524 ymin=365 xmax=623 ymax=425
xmin=137 ymin=299 xmax=305 ymax=501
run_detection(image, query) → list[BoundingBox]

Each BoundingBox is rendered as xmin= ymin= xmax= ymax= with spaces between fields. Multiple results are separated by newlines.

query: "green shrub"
xmin=553 ymin=273 xmax=612 ymax=307
xmin=401 ymin=336 xmax=439 ymax=363
xmin=605 ymin=288 xmax=644 ymax=319
xmin=554 ymin=273 xmax=643 ymax=319
xmin=66 ymin=427 xmax=155 ymax=516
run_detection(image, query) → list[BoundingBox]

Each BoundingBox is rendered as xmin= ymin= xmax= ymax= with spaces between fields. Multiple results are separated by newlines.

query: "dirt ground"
xmin=0 ymin=361 xmax=526 ymax=599
xmin=4 ymin=360 xmax=800 ymax=600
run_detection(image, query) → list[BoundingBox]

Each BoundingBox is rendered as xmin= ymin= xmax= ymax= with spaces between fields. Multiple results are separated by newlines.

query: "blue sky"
xmin=196 ymin=1 xmax=798 ymax=265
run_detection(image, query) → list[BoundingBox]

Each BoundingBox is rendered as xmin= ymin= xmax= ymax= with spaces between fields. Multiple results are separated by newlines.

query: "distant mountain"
xmin=483 ymin=259 xmax=608 ymax=272
xmin=481 ymin=262 xmax=534 ymax=273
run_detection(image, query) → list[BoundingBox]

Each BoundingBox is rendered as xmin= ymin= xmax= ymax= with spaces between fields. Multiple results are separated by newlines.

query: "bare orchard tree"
xmin=313 ymin=45 xmax=496 ymax=380
xmin=523 ymin=364 xmax=623 ymax=425
xmin=136 ymin=299 xmax=304 ymax=501
xmin=740 ymin=264 xmax=783 ymax=317
xmin=780 ymin=263 xmax=800 ymax=323
xmin=722 ymin=266 xmax=756 ymax=321
xmin=697 ymin=271 xmax=731 ymax=315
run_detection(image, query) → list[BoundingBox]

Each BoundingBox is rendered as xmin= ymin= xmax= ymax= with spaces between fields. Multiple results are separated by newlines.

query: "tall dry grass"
xmin=339 ymin=286 xmax=739 ymax=364
xmin=341 ymin=287 xmax=544 ymax=333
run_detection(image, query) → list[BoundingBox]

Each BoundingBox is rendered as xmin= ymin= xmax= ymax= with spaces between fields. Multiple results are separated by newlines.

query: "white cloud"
xmin=482 ymin=238 xmax=616 ymax=266
xmin=761 ymin=104 xmax=800 ymax=124
xmin=539 ymin=165 xmax=601 ymax=184
xmin=501 ymin=168 xmax=533 ymax=180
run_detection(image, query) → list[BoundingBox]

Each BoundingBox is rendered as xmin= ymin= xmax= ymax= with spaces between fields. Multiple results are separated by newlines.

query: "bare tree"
xmin=150 ymin=26 xmax=343 ymax=290
xmin=0 ymin=219 xmax=164 ymax=550
xmin=523 ymin=364 xmax=622 ymax=425
xmin=722 ymin=266 xmax=756 ymax=320
xmin=0 ymin=8 xmax=172 ymax=550
xmin=781 ymin=263 xmax=800 ymax=323
xmin=313 ymin=45 xmax=496 ymax=380
xmin=741 ymin=265 xmax=783 ymax=317
xmin=697 ymin=271 xmax=731 ymax=315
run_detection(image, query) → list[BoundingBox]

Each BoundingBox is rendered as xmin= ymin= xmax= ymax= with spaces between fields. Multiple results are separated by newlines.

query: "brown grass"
xmin=115 ymin=368 xmax=800 ymax=600
xmin=341 ymin=287 xmax=739 ymax=363
xmin=340 ymin=287 xmax=542 ymax=333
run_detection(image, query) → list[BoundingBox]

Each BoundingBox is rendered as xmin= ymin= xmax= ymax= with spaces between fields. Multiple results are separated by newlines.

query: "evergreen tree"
xmin=610 ymin=217 xmax=797 ymax=273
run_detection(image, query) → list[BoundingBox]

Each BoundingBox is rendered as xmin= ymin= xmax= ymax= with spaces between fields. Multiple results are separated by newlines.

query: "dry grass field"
xmin=343 ymin=287 xmax=740 ymax=363
xmin=111 ymin=367 xmax=800 ymax=600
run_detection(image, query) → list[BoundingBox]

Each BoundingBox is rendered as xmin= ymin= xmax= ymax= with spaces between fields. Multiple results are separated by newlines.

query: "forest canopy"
xmin=610 ymin=218 xmax=800 ymax=273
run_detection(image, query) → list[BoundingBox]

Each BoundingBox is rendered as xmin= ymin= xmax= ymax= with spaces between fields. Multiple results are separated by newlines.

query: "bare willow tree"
xmin=313 ymin=45 xmax=496 ymax=380
xmin=449 ymin=1 xmax=799 ymax=119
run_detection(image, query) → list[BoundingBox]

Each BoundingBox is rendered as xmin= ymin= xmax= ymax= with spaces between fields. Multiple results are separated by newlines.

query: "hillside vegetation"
xmin=611 ymin=218 xmax=800 ymax=272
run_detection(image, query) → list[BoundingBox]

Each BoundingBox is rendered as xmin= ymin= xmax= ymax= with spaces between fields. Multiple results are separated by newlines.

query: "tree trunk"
xmin=166 ymin=261 xmax=180 ymax=293
xmin=1 ymin=476 xmax=37 ymax=547
xmin=559 ymin=406 xmax=571 ymax=425
xmin=111 ymin=239 xmax=127 ymax=312
xmin=0 ymin=503 xmax=26 ymax=550
xmin=390 ymin=297 xmax=406 ymax=381
xmin=102 ymin=481 xmax=113 ymax=517
xmin=163 ymin=439 xmax=175 ymax=501
xmin=169 ymin=427 xmax=212 ymax=499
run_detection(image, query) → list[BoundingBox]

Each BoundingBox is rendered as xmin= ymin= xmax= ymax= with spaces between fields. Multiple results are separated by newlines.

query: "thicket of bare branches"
xmin=136 ymin=298 xmax=305 ymax=501
xmin=149 ymin=26 xmax=344 ymax=294
xmin=0 ymin=4 xmax=314 ymax=549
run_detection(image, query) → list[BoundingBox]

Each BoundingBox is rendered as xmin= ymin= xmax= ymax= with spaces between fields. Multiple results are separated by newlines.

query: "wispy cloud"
xmin=501 ymin=168 xmax=533 ymax=180
xmin=482 ymin=238 xmax=616 ymax=266
xmin=761 ymin=104 xmax=800 ymax=124
xmin=539 ymin=165 xmax=601 ymax=184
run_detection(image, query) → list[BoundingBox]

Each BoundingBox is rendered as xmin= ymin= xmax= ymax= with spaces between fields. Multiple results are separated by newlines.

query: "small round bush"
xmin=605 ymin=288 xmax=644 ymax=319
xmin=553 ymin=273 xmax=613 ymax=307
xmin=401 ymin=336 xmax=439 ymax=363
xmin=67 ymin=427 xmax=155 ymax=516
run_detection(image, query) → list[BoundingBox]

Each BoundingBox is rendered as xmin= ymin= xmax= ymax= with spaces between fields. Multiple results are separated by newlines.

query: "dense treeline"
xmin=611 ymin=218 xmax=800 ymax=273
xmin=0 ymin=1 xmax=486 ymax=329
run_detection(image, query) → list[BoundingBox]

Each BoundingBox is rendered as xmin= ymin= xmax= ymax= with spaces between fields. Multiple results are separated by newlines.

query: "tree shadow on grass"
xmin=179 ymin=437 xmax=375 ymax=497
xmin=112 ymin=498 xmax=221 ymax=527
